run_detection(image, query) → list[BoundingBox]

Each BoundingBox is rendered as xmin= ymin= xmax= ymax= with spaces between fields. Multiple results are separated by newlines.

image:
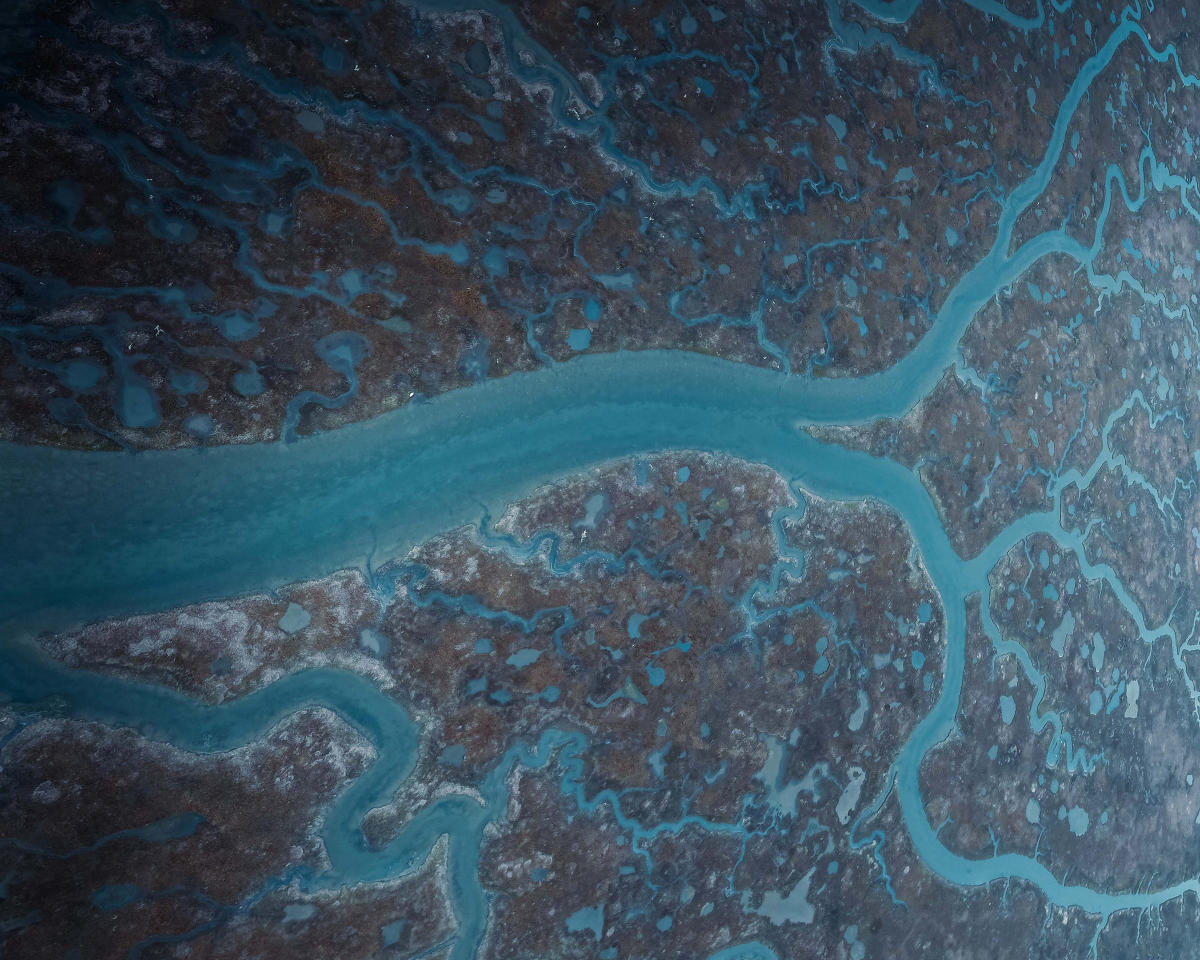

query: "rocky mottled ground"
xmin=8 ymin=0 xmax=1200 ymax=958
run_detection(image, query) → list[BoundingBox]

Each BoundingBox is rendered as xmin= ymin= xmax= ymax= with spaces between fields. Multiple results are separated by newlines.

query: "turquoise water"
xmin=3 ymin=3 xmax=1198 ymax=953
xmin=2 ymin=345 xmax=1195 ymax=927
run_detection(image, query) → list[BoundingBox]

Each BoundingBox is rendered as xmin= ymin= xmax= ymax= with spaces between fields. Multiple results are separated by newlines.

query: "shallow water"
xmin=3 ymin=2 xmax=1198 ymax=953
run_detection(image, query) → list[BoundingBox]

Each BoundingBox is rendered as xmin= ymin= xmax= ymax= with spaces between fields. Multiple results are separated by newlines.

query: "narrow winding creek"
xmin=4 ymin=0 xmax=1200 ymax=956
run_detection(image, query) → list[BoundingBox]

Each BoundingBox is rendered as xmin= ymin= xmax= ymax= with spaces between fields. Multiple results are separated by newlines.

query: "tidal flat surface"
xmin=4 ymin=0 xmax=1200 ymax=957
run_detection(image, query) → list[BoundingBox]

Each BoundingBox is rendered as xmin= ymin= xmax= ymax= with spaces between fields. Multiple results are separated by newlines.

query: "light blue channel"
xmin=1 ymin=5 xmax=1195 ymax=953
